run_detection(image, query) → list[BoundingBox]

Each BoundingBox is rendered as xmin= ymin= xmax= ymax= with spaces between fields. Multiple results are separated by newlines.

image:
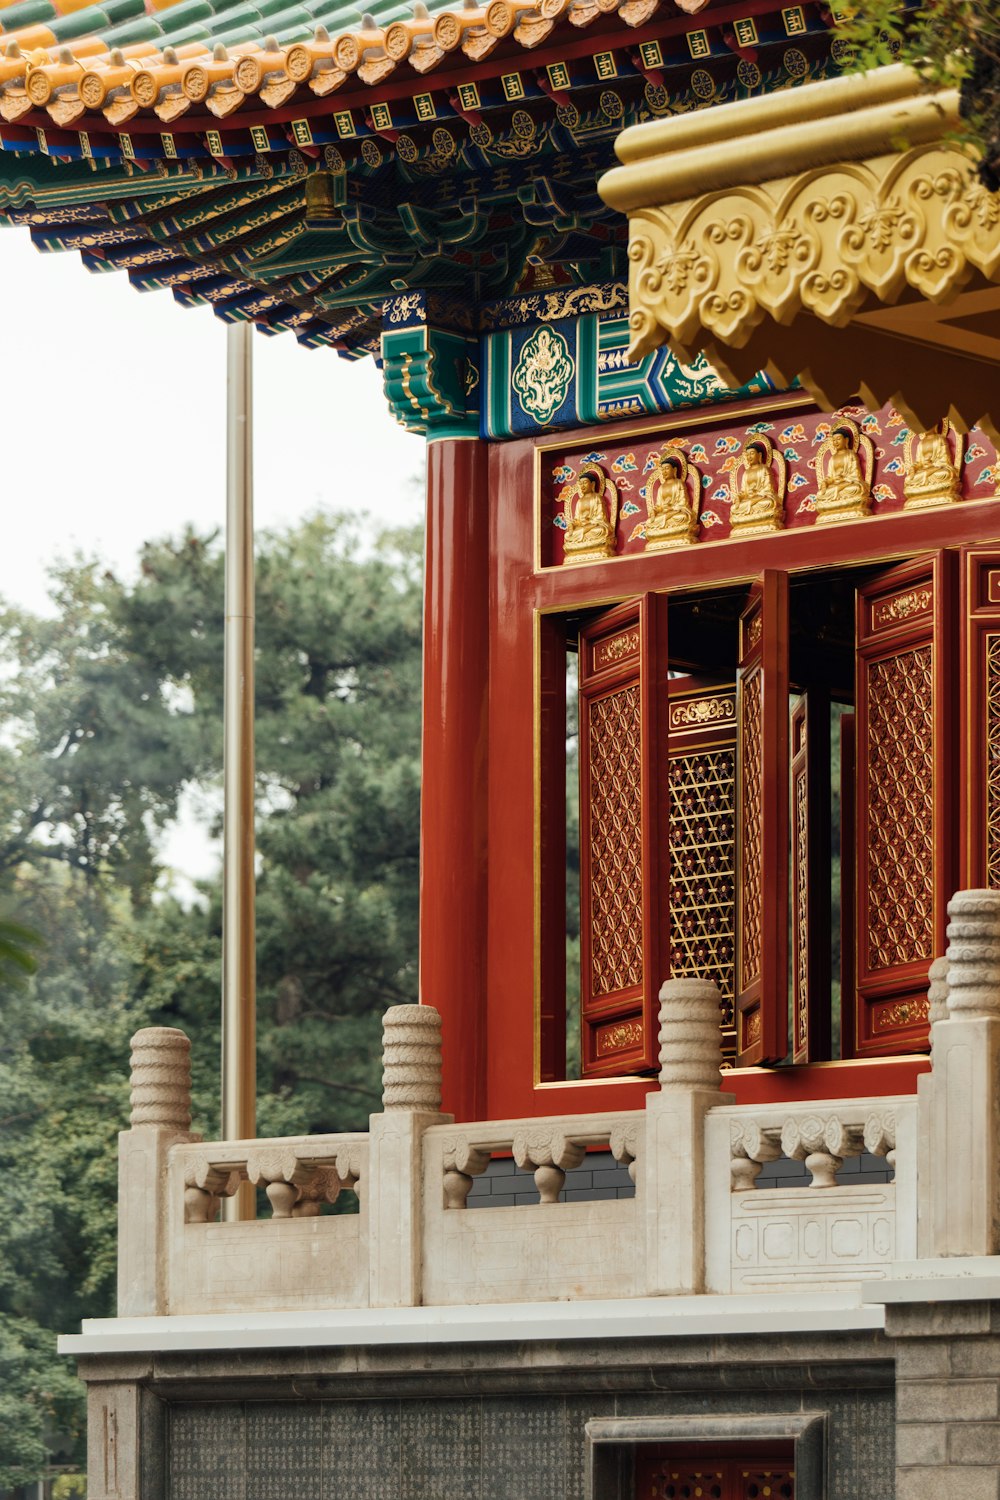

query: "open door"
xmin=735 ymin=571 xmax=789 ymax=1066
xmin=850 ymin=552 xmax=957 ymax=1056
xmin=577 ymin=596 xmax=668 ymax=1076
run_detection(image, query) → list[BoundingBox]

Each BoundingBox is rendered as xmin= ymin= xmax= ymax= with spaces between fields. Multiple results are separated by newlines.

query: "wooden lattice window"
xmin=849 ymin=553 xmax=956 ymax=1055
xmin=541 ymin=548 xmax=972 ymax=1078
xmin=576 ymin=598 xmax=667 ymax=1077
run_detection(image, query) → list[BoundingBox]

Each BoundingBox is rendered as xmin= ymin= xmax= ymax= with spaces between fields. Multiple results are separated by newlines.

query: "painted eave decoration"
xmin=598 ymin=64 xmax=1000 ymax=434
xmin=0 ymin=0 xmax=844 ymax=359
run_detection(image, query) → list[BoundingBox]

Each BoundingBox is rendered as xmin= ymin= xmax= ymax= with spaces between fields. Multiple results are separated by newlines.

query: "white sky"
xmin=0 ymin=229 xmax=425 ymax=889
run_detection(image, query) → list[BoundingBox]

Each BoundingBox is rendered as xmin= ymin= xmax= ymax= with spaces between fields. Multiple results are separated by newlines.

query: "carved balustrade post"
xmin=643 ymin=978 xmax=732 ymax=1294
xmin=730 ymin=1120 xmax=782 ymax=1190
xmin=919 ymin=890 xmax=1000 ymax=1257
xmin=441 ymin=1136 xmax=491 ymax=1209
xmin=119 ymin=1027 xmax=195 ymax=1316
xmin=244 ymin=1148 xmax=344 ymax=1219
xmin=369 ymin=1004 xmax=450 ymax=1306
xmin=512 ymin=1128 xmax=586 ymax=1204
xmin=780 ymin=1114 xmax=865 ymax=1188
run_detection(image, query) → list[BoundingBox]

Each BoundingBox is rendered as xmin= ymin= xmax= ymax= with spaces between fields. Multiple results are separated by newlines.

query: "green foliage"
xmin=0 ymin=513 xmax=423 ymax=1486
xmin=52 ymin=1476 xmax=88 ymax=1499
xmin=0 ymin=913 xmax=38 ymax=981
xmin=837 ymin=1 xmax=1000 ymax=187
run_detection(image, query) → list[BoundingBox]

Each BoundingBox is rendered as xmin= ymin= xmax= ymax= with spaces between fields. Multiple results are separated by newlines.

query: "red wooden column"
xmin=419 ymin=435 xmax=490 ymax=1121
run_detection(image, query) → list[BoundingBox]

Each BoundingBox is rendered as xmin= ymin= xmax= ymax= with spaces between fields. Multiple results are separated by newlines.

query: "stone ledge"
xmin=863 ymin=1261 xmax=1000 ymax=1305
xmin=59 ymin=1292 xmax=884 ymax=1357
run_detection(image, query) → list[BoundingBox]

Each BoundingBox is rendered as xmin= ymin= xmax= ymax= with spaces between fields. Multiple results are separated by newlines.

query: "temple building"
xmin=0 ymin=0 xmax=998 ymax=1488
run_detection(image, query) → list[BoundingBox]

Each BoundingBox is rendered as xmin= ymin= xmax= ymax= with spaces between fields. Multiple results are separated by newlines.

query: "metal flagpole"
xmin=221 ymin=319 xmax=257 ymax=1221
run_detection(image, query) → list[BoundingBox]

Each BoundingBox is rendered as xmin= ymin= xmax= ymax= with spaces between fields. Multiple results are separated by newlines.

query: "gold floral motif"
xmin=595 ymin=631 xmax=640 ymax=668
xmin=743 ymin=1008 xmax=762 ymax=1045
xmin=903 ymin=420 xmax=962 ymax=510
xmin=597 ymin=1019 xmax=644 ymax=1053
xmin=669 ymin=693 xmax=736 ymax=730
xmin=873 ymin=587 xmax=933 ymax=629
xmin=730 ymin=433 xmax=786 ymax=538
xmin=643 ymin=446 xmax=701 ymax=551
xmin=874 ymin=997 xmax=930 ymax=1032
xmin=747 ymin=613 xmax=763 ymax=650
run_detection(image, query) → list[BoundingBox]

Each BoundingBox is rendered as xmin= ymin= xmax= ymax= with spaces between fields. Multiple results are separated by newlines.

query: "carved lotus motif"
xmin=654 ymin=242 xmax=700 ymax=295
xmin=857 ymin=197 xmax=904 ymax=252
xmin=755 ymin=224 xmax=799 ymax=274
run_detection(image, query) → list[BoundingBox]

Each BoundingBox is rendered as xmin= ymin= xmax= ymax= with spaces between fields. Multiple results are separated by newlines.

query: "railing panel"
xmin=422 ymin=1113 xmax=643 ymax=1305
xmin=704 ymin=1097 xmax=916 ymax=1293
xmin=166 ymin=1134 xmax=370 ymax=1315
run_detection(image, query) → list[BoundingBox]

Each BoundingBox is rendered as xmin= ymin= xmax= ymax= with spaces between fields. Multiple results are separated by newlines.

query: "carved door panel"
xmin=578 ymin=596 xmax=667 ymax=1077
xmin=735 ymin=571 xmax=790 ymax=1066
xmin=960 ymin=547 xmax=1000 ymax=889
xmin=790 ymin=692 xmax=831 ymax=1064
xmin=850 ymin=553 xmax=957 ymax=1056
xmin=666 ymin=676 xmax=738 ymax=1060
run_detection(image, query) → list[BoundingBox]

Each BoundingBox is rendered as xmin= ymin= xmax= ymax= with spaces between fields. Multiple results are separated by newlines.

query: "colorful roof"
xmin=0 ymin=0 xmax=731 ymax=134
xmin=0 ymin=0 xmax=843 ymax=355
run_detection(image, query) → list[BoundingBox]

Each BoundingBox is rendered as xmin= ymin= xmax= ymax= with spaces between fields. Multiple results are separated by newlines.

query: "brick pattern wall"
xmin=465 ymin=1150 xmax=635 ymax=1208
xmin=892 ymin=1301 xmax=1000 ymax=1500
xmin=462 ymin=1148 xmax=893 ymax=1204
xmin=754 ymin=1151 xmax=895 ymax=1189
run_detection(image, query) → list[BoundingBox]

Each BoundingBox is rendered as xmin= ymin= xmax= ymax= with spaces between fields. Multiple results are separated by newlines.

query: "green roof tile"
xmin=99 ymin=14 xmax=163 ymax=41
xmin=50 ymin=6 xmax=112 ymax=38
xmin=0 ymin=0 xmax=56 ymax=31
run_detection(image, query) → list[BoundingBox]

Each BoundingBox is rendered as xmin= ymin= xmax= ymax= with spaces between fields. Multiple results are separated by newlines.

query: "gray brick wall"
xmin=890 ymin=1301 xmax=1000 ymax=1500
xmin=465 ymin=1150 xmax=635 ymax=1208
xmin=462 ymin=1149 xmax=893 ymax=1203
xmin=754 ymin=1151 xmax=895 ymax=1189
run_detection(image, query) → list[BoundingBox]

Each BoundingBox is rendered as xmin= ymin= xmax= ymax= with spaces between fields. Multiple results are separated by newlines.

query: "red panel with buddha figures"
xmin=540 ymin=402 xmax=998 ymax=570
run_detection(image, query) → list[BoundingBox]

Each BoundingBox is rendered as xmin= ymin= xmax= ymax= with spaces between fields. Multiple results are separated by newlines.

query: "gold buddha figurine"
xmin=644 ymin=448 xmax=699 ymax=551
xmin=562 ymin=465 xmax=618 ymax=563
xmin=814 ymin=419 xmax=873 ymax=526
xmin=729 ymin=436 xmax=785 ymax=538
xmin=904 ymin=421 xmax=962 ymax=509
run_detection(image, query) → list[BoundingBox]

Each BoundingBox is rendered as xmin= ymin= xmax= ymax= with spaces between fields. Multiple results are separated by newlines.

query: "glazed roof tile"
xmin=0 ymin=0 xmax=717 ymax=132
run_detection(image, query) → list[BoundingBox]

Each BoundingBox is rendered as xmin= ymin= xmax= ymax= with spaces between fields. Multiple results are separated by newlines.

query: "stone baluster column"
xmin=118 ymin=1027 xmax=194 ymax=1316
xmin=368 ymin=1004 xmax=450 ymax=1307
xmin=642 ymin=979 xmax=733 ymax=1294
xmin=919 ymin=890 xmax=1000 ymax=1258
